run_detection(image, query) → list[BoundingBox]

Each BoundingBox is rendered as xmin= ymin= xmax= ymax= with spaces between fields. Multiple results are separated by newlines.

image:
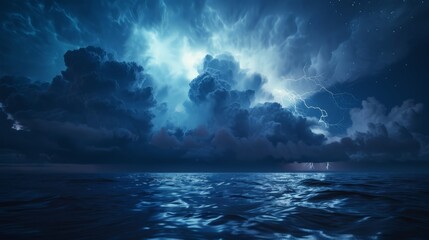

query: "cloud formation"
xmin=2 ymin=0 xmax=427 ymax=107
xmin=0 ymin=45 xmax=428 ymax=166
xmin=1 ymin=1 xmax=429 ymax=167
xmin=345 ymin=98 xmax=425 ymax=160
xmin=0 ymin=47 xmax=155 ymax=162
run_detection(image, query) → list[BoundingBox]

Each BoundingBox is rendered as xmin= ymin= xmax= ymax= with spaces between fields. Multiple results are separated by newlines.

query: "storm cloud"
xmin=1 ymin=0 xmax=429 ymax=167
xmin=0 ymin=46 xmax=155 ymax=162
xmin=345 ymin=98 xmax=426 ymax=160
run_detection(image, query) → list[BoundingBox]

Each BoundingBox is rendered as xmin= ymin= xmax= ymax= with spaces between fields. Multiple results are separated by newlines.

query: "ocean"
xmin=1 ymin=172 xmax=428 ymax=239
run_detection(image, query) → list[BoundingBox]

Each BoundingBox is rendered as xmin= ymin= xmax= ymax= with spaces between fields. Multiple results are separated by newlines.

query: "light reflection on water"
xmin=1 ymin=173 xmax=429 ymax=239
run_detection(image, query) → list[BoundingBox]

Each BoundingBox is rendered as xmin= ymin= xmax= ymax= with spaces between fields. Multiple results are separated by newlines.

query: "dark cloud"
xmin=186 ymin=54 xmax=257 ymax=131
xmin=2 ymin=46 xmax=428 ymax=165
xmin=0 ymin=46 xmax=155 ymax=162
xmin=348 ymin=98 xmax=424 ymax=134
xmin=155 ymin=54 xmax=329 ymax=162
xmin=200 ymin=54 xmax=240 ymax=85
xmin=1 ymin=45 xmax=428 ymax=166
xmin=188 ymin=72 xmax=254 ymax=110
xmin=342 ymin=97 xmax=426 ymax=160
xmin=1 ymin=0 xmax=429 ymax=168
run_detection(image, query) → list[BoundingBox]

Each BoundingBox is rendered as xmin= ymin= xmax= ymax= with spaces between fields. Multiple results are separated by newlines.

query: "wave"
xmin=1 ymin=173 xmax=428 ymax=239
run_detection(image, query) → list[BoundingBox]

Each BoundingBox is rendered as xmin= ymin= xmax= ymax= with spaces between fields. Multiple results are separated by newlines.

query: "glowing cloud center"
xmin=126 ymin=27 xmax=301 ymax=105
xmin=130 ymin=28 xmax=206 ymax=81
xmin=125 ymin=26 xmax=331 ymax=130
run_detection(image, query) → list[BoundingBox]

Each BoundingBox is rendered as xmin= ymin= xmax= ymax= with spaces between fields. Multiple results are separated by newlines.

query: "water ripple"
xmin=1 ymin=173 xmax=428 ymax=239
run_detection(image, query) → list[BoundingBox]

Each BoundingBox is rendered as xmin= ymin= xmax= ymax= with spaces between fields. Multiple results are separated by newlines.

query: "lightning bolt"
xmin=0 ymin=102 xmax=26 ymax=131
xmin=305 ymin=162 xmax=314 ymax=170
xmin=274 ymin=65 xmax=357 ymax=130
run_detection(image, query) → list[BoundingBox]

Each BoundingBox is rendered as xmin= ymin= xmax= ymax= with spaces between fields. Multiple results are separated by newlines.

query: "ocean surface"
xmin=1 ymin=172 xmax=428 ymax=239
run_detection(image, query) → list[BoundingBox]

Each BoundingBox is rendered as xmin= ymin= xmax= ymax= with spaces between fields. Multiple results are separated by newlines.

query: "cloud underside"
xmin=0 ymin=46 xmax=427 ymax=165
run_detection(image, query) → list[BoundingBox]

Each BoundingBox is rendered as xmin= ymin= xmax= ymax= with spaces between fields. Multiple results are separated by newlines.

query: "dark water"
xmin=1 ymin=173 xmax=429 ymax=239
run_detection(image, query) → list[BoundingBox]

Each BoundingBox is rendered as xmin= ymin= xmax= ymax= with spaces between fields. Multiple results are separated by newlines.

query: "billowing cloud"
xmin=348 ymin=98 xmax=424 ymax=135
xmin=0 ymin=47 xmax=155 ymax=162
xmin=344 ymin=97 xmax=426 ymax=160
xmin=2 ymin=1 xmax=426 ymax=110
xmin=1 ymin=1 xmax=429 ymax=167
xmin=1 ymin=45 xmax=428 ymax=165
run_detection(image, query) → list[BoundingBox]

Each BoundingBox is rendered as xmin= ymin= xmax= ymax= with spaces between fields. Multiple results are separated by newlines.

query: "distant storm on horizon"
xmin=1 ymin=0 xmax=429 ymax=170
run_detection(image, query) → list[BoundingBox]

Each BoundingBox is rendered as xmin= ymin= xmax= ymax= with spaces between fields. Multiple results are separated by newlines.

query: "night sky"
xmin=1 ymin=0 xmax=429 ymax=170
